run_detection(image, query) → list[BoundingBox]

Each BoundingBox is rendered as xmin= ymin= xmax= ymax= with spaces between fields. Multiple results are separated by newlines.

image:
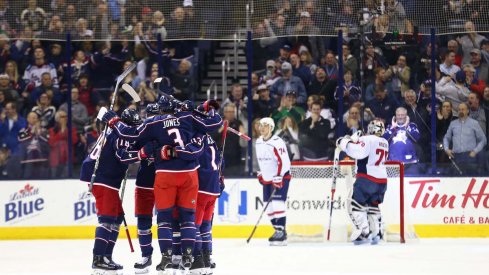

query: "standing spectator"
xmin=365 ymin=68 xmax=387 ymax=102
xmin=29 ymin=72 xmax=62 ymax=108
xmin=446 ymin=40 xmax=462 ymax=67
xmin=216 ymin=103 xmax=245 ymax=176
xmin=365 ymin=85 xmax=398 ymax=123
xmin=0 ymin=102 xmax=26 ymax=178
xmin=305 ymin=94 xmax=335 ymax=129
xmin=0 ymin=74 xmax=19 ymax=105
xmin=439 ymin=51 xmax=461 ymax=79
xmin=23 ymin=47 xmax=59 ymax=90
xmin=290 ymin=53 xmax=312 ymax=87
xmin=469 ymin=49 xmax=489 ymax=84
xmin=384 ymin=107 xmax=421 ymax=174
xmin=418 ymin=80 xmax=442 ymax=114
xmin=403 ymin=89 xmax=431 ymax=162
xmin=481 ymin=39 xmax=489 ymax=64
xmin=341 ymin=44 xmax=358 ymax=80
xmin=291 ymin=11 xmax=325 ymax=64
xmin=277 ymin=44 xmax=291 ymax=63
xmin=334 ymin=69 xmax=361 ymax=112
xmin=385 ymin=54 xmax=410 ymax=104
xmin=271 ymin=91 xmax=305 ymax=127
xmin=276 ymin=115 xmax=301 ymax=161
xmin=308 ymin=67 xmax=335 ymax=108
xmin=20 ymin=0 xmax=47 ymax=34
xmin=457 ymin=21 xmax=486 ymax=65
xmin=463 ymin=64 xmax=485 ymax=96
xmin=343 ymin=105 xmax=367 ymax=135
xmin=59 ymin=87 xmax=89 ymax=134
xmin=48 ymin=110 xmax=78 ymax=178
xmin=31 ymin=92 xmax=56 ymax=130
xmin=222 ymin=83 xmax=248 ymax=129
xmin=436 ymin=100 xmax=456 ymax=163
xmin=436 ymin=71 xmax=470 ymax=116
xmin=77 ymin=74 xmax=97 ymax=116
xmin=443 ymin=102 xmax=486 ymax=175
xmin=467 ymin=92 xmax=488 ymax=137
xmin=60 ymin=50 xmax=90 ymax=86
xmin=299 ymin=101 xmax=332 ymax=161
xmin=252 ymin=84 xmax=276 ymax=120
xmin=18 ymin=111 xmax=49 ymax=178
xmin=270 ymin=62 xmax=307 ymax=105
xmin=171 ymin=59 xmax=195 ymax=101
xmin=362 ymin=43 xmax=388 ymax=85
xmin=5 ymin=60 xmax=22 ymax=91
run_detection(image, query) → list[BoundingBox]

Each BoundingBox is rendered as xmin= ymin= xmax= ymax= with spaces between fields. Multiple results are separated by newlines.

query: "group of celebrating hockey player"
xmin=80 ymin=93 xmax=224 ymax=275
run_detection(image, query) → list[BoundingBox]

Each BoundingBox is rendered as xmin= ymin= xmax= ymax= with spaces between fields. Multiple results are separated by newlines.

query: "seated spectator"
xmin=222 ymin=83 xmax=248 ymax=130
xmin=446 ymin=40 xmax=462 ymax=67
xmin=60 ymin=50 xmax=90 ymax=86
xmin=457 ymin=21 xmax=486 ymax=64
xmin=271 ymin=90 xmax=305 ymax=127
xmin=18 ymin=111 xmax=49 ymax=178
xmin=299 ymin=100 xmax=332 ymax=161
xmin=0 ymin=74 xmax=19 ymax=104
xmin=4 ymin=60 xmax=22 ymax=91
xmin=29 ymin=72 xmax=62 ymax=108
xmin=469 ymin=49 xmax=489 ymax=84
xmin=277 ymin=44 xmax=291 ymax=63
xmin=77 ymin=74 xmax=97 ymax=116
xmin=270 ymin=62 xmax=307 ymax=105
xmin=299 ymin=49 xmax=316 ymax=76
xmin=23 ymin=47 xmax=59 ymax=90
xmin=216 ymin=103 xmax=245 ymax=176
xmin=417 ymin=80 xmax=442 ymax=114
xmin=341 ymin=44 xmax=357 ymax=80
xmin=20 ymin=0 xmax=47 ymax=34
xmin=291 ymin=11 xmax=325 ymax=63
xmin=334 ymin=69 xmax=361 ymax=112
xmin=467 ymin=92 xmax=488 ymax=137
xmin=32 ymin=92 xmax=56 ymax=129
xmin=252 ymin=84 xmax=276 ymax=120
xmin=343 ymin=105 xmax=367 ymax=135
xmin=0 ymin=145 xmax=10 ymax=179
xmin=385 ymin=54 xmax=410 ymax=104
xmin=363 ymin=43 xmax=388 ymax=85
xmin=436 ymin=71 xmax=470 ymax=116
xmin=321 ymin=51 xmax=338 ymax=80
xmin=0 ymin=102 xmax=27 ymax=178
xmin=365 ymin=85 xmax=398 ymax=123
xmin=59 ymin=87 xmax=89 ymax=134
xmin=443 ymin=102 xmax=487 ymax=175
xmin=74 ymin=18 xmax=93 ymax=39
xmin=305 ymin=94 xmax=335 ymax=129
xmin=365 ymin=67 xmax=387 ymax=102
xmin=439 ymin=51 xmax=460 ymax=80
xmin=403 ymin=89 xmax=431 ymax=162
xmin=48 ymin=110 xmax=78 ymax=178
xmin=171 ymin=59 xmax=195 ymax=101
xmin=384 ymin=107 xmax=421 ymax=174
xmin=276 ymin=115 xmax=300 ymax=161
xmin=481 ymin=39 xmax=489 ymax=64
xmin=290 ymin=53 xmax=312 ymax=87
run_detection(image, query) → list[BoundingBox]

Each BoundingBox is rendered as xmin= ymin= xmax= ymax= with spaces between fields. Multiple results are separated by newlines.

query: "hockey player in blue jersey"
xmin=80 ymin=107 xmax=142 ymax=274
xmin=337 ymin=119 xmax=389 ymax=245
xmin=383 ymin=107 xmax=421 ymax=175
xmin=102 ymin=96 xmax=222 ymax=273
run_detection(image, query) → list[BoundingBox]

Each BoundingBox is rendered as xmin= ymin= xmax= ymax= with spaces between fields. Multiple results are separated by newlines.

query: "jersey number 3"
xmin=168 ymin=128 xmax=185 ymax=147
xmin=375 ymin=148 xmax=388 ymax=165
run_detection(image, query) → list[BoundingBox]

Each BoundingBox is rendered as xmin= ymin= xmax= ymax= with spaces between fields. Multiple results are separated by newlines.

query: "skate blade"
xmin=157 ymin=269 xmax=174 ymax=275
xmin=269 ymin=241 xmax=287 ymax=246
xmin=353 ymin=239 xmax=370 ymax=245
xmin=189 ymin=267 xmax=206 ymax=275
xmin=91 ymin=269 xmax=118 ymax=275
xmin=370 ymin=236 xmax=381 ymax=245
xmin=134 ymin=266 xmax=150 ymax=274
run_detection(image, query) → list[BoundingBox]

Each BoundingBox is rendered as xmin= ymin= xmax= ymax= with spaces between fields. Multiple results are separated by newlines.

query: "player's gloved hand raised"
xmin=181 ymin=100 xmax=194 ymax=111
xmin=102 ymin=110 xmax=120 ymax=128
xmin=160 ymin=145 xmax=177 ymax=160
xmin=272 ymin=176 xmax=283 ymax=189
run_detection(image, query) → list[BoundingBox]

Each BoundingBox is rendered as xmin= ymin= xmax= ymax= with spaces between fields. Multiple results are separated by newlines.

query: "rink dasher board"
xmin=1 ymin=177 xmax=489 ymax=239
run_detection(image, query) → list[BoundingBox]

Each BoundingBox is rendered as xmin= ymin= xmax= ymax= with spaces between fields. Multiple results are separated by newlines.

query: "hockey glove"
xmin=257 ymin=171 xmax=265 ymax=185
xmin=181 ymin=100 xmax=194 ymax=111
xmin=336 ymin=135 xmax=351 ymax=147
xmin=138 ymin=143 xmax=155 ymax=160
xmin=351 ymin=130 xmax=363 ymax=143
xmin=160 ymin=145 xmax=177 ymax=160
xmin=272 ymin=176 xmax=283 ymax=189
xmin=102 ymin=110 xmax=118 ymax=123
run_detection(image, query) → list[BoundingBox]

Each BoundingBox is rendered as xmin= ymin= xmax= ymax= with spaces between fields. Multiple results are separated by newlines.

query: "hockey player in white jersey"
xmin=255 ymin=117 xmax=292 ymax=246
xmin=337 ymin=119 xmax=389 ymax=245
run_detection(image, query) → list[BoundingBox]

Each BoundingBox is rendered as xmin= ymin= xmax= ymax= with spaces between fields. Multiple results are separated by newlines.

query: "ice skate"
xmin=91 ymin=255 xmax=118 ymax=275
xmin=134 ymin=256 xmax=152 ymax=274
xmin=203 ymin=250 xmax=215 ymax=274
xmin=269 ymin=229 xmax=287 ymax=246
xmin=155 ymin=252 xmax=173 ymax=275
xmin=189 ymin=252 xmax=206 ymax=275
xmin=178 ymin=253 xmax=194 ymax=275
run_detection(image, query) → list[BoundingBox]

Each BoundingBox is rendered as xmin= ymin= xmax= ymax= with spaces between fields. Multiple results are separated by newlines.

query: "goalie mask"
xmin=368 ymin=119 xmax=385 ymax=136
xmin=121 ymin=108 xmax=142 ymax=126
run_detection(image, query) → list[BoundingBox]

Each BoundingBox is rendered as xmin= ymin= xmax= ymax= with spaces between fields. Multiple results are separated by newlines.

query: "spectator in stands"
xmin=308 ymin=67 xmax=333 ymax=105
xmin=150 ymin=11 xmax=167 ymax=40
xmin=342 ymin=44 xmax=357 ymax=80
xmin=322 ymin=51 xmax=338 ymax=80
xmin=0 ymin=33 xmax=10 ymax=69
xmin=436 ymin=100 xmax=456 ymax=161
xmin=481 ymin=39 xmax=489 ymax=64
xmin=305 ymin=94 xmax=335 ymax=130
xmin=44 ymin=14 xmax=64 ymax=39
xmin=384 ymin=107 xmax=421 ymax=174
xmin=29 ymin=72 xmax=62 ymax=108
xmin=136 ymin=79 xmax=158 ymax=108
xmin=272 ymin=90 xmax=305 ymax=127
xmin=443 ymin=102 xmax=486 ymax=175
xmin=290 ymin=53 xmax=311 ymax=87
xmin=365 ymin=68 xmax=387 ymax=102
xmin=77 ymin=74 xmax=97 ymax=116
xmin=0 ymin=102 xmax=26 ymax=178
xmin=403 ymin=89 xmax=431 ymax=162
xmin=63 ymin=4 xmax=77 ymax=32
xmin=0 ymin=74 xmax=19 ymax=105
xmin=463 ymin=64 xmax=485 ymax=96
xmin=48 ymin=109 xmax=78 ymax=178
xmin=74 ymin=18 xmax=93 ymax=39
xmin=23 ymin=47 xmax=59 ymax=91
xmin=278 ymin=44 xmax=291 ymax=63
xmin=0 ymin=0 xmax=19 ymax=32
xmin=365 ymin=84 xmax=398 ymax=123
xmin=61 ymin=50 xmax=90 ymax=86
xmin=483 ymin=86 xmax=489 ymax=110
xmin=467 ymin=92 xmax=488 ymax=137
xmin=90 ymin=41 xmax=129 ymax=96
xmin=18 ymin=111 xmax=49 ymax=178
xmin=20 ymin=0 xmax=47 ymax=34
xmin=299 ymin=100 xmax=332 ymax=161
xmin=447 ymin=40 xmax=463 ymax=67
xmin=334 ymin=69 xmax=361 ymax=112
xmin=223 ymin=83 xmax=248 ymax=129
xmin=59 ymin=87 xmax=89 ymax=134
xmin=418 ymin=80 xmax=442 ymax=114
xmin=439 ymin=51 xmax=461 ymax=79
xmin=343 ymin=105 xmax=367 ymax=135
xmin=31 ymin=92 xmax=56 ymax=130
xmin=363 ymin=43 xmax=388 ymax=85
xmin=299 ymin=48 xmax=315 ymax=75
xmin=385 ymin=54 xmax=410 ymax=104
xmin=134 ymin=44 xmax=149 ymax=82
xmin=270 ymin=62 xmax=307 ymax=105
xmin=386 ymin=0 xmax=406 ymax=32
xmin=262 ymin=60 xmax=280 ymax=83
xmin=291 ymin=11 xmax=325 ymax=63
xmin=457 ymin=21 xmax=486 ymax=65
xmin=171 ymin=59 xmax=195 ymax=101
xmin=469 ymin=48 xmax=489 ymax=84
xmin=219 ymin=103 xmax=245 ymax=176
xmin=436 ymin=71 xmax=470 ymax=116
xmin=252 ymin=84 xmax=276 ymax=120
xmin=4 ymin=60 xmax=21 ymax=91
xmin=276 ymin=115 xmax=300 ymax=161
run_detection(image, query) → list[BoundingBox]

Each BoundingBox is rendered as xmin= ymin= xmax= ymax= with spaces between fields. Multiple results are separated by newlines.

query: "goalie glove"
xmin=272 ymin=176 xmax=283 ymax=189
xmin=351 ymin=130 xmax=363 ymax=143
xmin=336 ymin=135 xmax=352 ymax=151
xmin=160 ymin=145 xmax=177 ymax=160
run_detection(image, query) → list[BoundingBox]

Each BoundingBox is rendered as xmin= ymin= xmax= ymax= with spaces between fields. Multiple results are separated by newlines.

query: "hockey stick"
xmin=121 ymin=83 xmax=141 ymax=103
xmin=218 ymin=120 xmax=229 ymax=174
xmin=120 ymin=169 xmax=135 ymax=253
xmin=246 ymin=188 xmax=277 ymax=244
xmin=327 ymin=147 xmax=341 ymax=241
xmin=89 ymin=63 xmax=137 ymax=193
xmin=226 ymin=126 xmax=251 ymax=141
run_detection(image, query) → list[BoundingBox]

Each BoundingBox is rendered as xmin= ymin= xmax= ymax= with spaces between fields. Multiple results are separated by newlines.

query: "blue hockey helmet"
xmin=145 ymin=103 xmax=160 ymax=116
xmin=158 ymin=95 xmax=176 ymax=113
xmin=121 ymin=108 xmax=142 ymax=126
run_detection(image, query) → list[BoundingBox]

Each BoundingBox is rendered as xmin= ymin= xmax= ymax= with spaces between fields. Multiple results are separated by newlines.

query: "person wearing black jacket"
xmin=299 ymin=101 xmax=332 ymax=161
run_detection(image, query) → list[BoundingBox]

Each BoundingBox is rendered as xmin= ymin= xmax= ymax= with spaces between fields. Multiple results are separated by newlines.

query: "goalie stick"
xmin=327 ymin=147 xmax=341 ymax=241
xmin=246 ymin=188 xmax=277 ymax=244
xmin=119 ymin=169 xmax=135 ymax=253
xmin=89 ymin=63 xmax=137 ymax=193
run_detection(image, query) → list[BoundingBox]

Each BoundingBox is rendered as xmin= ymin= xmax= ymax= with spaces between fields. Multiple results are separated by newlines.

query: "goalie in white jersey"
xmin=337 ymin=119 xmax=389 ymax=245
xmin=256 ymin=117 xmax=292 ymax=246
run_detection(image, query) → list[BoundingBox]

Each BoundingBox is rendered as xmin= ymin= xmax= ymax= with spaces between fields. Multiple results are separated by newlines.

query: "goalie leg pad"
xmin=368 ymin=206 xmax=384 ymax=244
xmin=348 ymin=199 xmax=370 ymax=243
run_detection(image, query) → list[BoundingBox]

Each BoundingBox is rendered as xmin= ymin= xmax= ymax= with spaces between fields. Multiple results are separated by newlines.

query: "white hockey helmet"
xmin=259 ymin=117 xmax=275 ymax=132
xmin=368 ymin=119 xmax=385 ymax=136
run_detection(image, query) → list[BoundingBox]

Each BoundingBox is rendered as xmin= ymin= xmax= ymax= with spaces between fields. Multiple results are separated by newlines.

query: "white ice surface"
xmin=0 ymin=238 xmax=488 ymax=275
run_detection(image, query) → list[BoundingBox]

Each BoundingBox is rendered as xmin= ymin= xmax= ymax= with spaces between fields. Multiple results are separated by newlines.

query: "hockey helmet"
xmin=158 ymin=95 xmax=176 ymax=113
xmin=121 ymin=108 xmax=142 ymax=126
xmin=145 ymin=103 xmax=160 ymax=116
xmin=368 ymin=119 xmax=385 ymax=136
xmin=259 ymin=117 xmax=275 ymax=132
